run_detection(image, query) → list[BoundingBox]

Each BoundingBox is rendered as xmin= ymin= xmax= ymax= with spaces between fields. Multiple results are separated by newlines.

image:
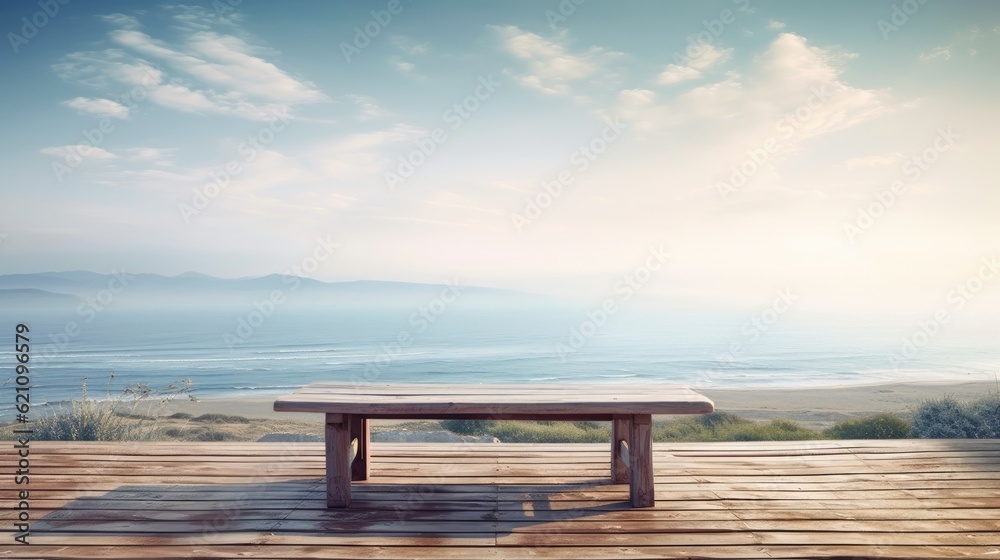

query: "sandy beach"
xmin=160 ymin=380 xmax=998 ymax=432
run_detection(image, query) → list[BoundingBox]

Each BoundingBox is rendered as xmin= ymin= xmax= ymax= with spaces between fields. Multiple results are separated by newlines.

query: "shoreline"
xmin=157 ymin=380 xmax=998 ymax=431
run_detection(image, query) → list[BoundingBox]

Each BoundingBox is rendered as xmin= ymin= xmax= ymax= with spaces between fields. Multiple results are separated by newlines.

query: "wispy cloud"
xmin=919 ymin=45 xmax=952 ymax=62
xmin=492 ymin=25 xmax=620 ymax=98
xmin=60 ymin=97 xmax=131 ymax=119
xmin=617 ymin=33 xmax=892 ymax=147
xmin=54 ymin=6 xmax=327 ymax=121
xmin=656 ymin=44 xmax=733 ymax=85
xmin=41 ymin=145 xmax=118 ymax=161
xmin=389 ymin=56 xmax=423 ymax=79
xmin=123 ymin=147 xmax=175 ymax=165
xmin=344 ymin=94 xmax=388 ymax=120
xmin=768 ymin=20 xmax=786 ymax=30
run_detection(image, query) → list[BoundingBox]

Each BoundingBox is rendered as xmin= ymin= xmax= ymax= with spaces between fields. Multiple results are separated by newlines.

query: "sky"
xmin=1 ymin=0 xmax=999 ymax=314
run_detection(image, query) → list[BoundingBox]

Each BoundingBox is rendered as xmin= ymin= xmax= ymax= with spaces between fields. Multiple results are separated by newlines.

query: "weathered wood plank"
xmin=274 ymin=383 xmax=715 ymax=416
xmin=1 ymin=439 xmax=998 ymax=558
xmin=325 ymin=413 xmax=351 ymax=507
xmin=629 ymin=414 xmax=654 ymax=507
xmin=611 ymin=415 xmax=630 ymax=484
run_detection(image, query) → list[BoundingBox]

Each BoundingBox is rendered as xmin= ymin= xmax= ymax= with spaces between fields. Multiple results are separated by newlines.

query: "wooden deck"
xmin=2 ymin=439 xmax=999 ymax=558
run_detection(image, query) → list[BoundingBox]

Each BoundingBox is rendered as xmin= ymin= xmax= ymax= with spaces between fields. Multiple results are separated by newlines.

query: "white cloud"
xmin=124 ymin=147 xmax=175 ymax=165
xmin=40 ymin=145 xmax=118 ymax=161
xmin=345 ymin=94 xmax=387 ymax=120
xmin=99 ymin=13 xmax=141 ymax=29
xmin=618 ymin=33 xmax=892 ymax=146
xmin=53 ymin=50 xmax=162 ymax=89
xmin=61 ymin=97 xmax=130 ymax=119
xmin=389 ymin=56 xmax=422 ymax=78
xmin=768 ymin=20 xmax=786 ymax=30
xmin=492 ymin=25 xmax=619 ymax=98
xmin=656 ymin=44 xmax=733 ymax=85
xmin=919 ymin=45 xmax=952 ymax=61
xmin=310 ymin=125 xmax=423 ymax=180
xmin=55 ymin=8 xmax=326 ymax=121
xmin=656 ymin=65 xmax=701 ymax=85
xmin=109 ymin=29 xmax=325 ymax=104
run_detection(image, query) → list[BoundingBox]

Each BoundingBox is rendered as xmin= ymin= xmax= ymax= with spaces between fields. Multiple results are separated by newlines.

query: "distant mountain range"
xmin=0 ymin=271 xmax=544 ymax=310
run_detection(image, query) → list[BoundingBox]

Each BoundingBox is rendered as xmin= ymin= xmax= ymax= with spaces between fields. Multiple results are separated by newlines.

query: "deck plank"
xmin=1 ymin=440 xmax=998 ymax=558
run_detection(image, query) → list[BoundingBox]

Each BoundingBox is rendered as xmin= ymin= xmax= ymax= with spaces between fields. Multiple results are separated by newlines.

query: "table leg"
xmin=350 ymin=415 xmax=370 ymax=481
xmin=628 ymin=414 xmax=654 ymax=507
xmin=325 ymin=413 xmax=352 ymax=508
xmin=611 ymin=415 xmax=631 ymax=483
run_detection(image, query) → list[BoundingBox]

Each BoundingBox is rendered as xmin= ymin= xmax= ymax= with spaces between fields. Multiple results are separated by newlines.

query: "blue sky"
xmin=1 ymin=0 xmax=999 ymax=313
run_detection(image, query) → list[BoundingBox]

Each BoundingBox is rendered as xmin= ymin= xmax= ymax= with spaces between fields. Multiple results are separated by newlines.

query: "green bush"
xmin=719 ymin=418 xmax=821 ymax=441
xmin=970 ymin=395 xmax=1000 ymax=437
xmin=193 ymin=429 xmax=241 ymax=441
xmin=653 ymin=412 xmax=821 ymax=442
xmin=441 ymin=419 xmax=610 ymax=442
xmin=825 ymin=414 xmax=911 ymax=439
xmin=913 ymin=396 xmax=1000 ymax=438
xmin=487 ymin=420 xmax=609 ymax=443
xmin=441 ymin=419 xmax=493 ymax=435
xmin=192 ymin=413 xmax=250 ymax=424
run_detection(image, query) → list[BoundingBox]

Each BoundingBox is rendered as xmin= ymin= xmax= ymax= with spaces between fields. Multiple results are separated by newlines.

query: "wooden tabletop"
xmin=273 ymin=382 xmax=715 ymax=416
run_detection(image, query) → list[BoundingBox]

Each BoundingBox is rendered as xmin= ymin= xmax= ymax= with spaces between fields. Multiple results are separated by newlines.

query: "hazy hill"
xmin=0 ymin=271 xmax=545 ymax=310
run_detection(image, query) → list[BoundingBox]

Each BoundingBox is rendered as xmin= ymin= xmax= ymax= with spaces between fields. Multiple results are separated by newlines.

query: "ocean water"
xmin=1 ymin=301 xmax=997 ymax=419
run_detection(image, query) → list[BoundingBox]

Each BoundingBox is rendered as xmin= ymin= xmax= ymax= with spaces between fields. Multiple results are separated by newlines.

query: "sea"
xmin=1 ymin=300 xmax=997 ymax=420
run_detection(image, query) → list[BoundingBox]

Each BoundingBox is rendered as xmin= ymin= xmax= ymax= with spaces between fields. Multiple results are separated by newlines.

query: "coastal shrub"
xmin=192 ymin=429 xmax=241 ymax=441
xmin=652 ymin=413 xmax=821 ymax=442
xmin=441 ymin=419 xmax=610 ymax=442
xmin=913 ymin=395 xmax=1000 ymax=439
xmin=192 ymin=413 xmax=250 ymax=424
xmin=487 ymin=420 xmax=609 ymax=443
xmin=31 ymin=376 xmax=193 ymax=441
xmin=441 ymin=419 xmax=493 ymax=435
xmin=721 ymin=418 xmax=821 ymax=441
xmin=825 ymin=414 xmax=911 ymax=439
xmin=969 ymin=395 xmax=1000 ymax=438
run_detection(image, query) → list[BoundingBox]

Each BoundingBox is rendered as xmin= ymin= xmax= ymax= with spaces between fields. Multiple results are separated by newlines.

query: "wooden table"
xmin=274 ymin=382 xmax=714 ymax=508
